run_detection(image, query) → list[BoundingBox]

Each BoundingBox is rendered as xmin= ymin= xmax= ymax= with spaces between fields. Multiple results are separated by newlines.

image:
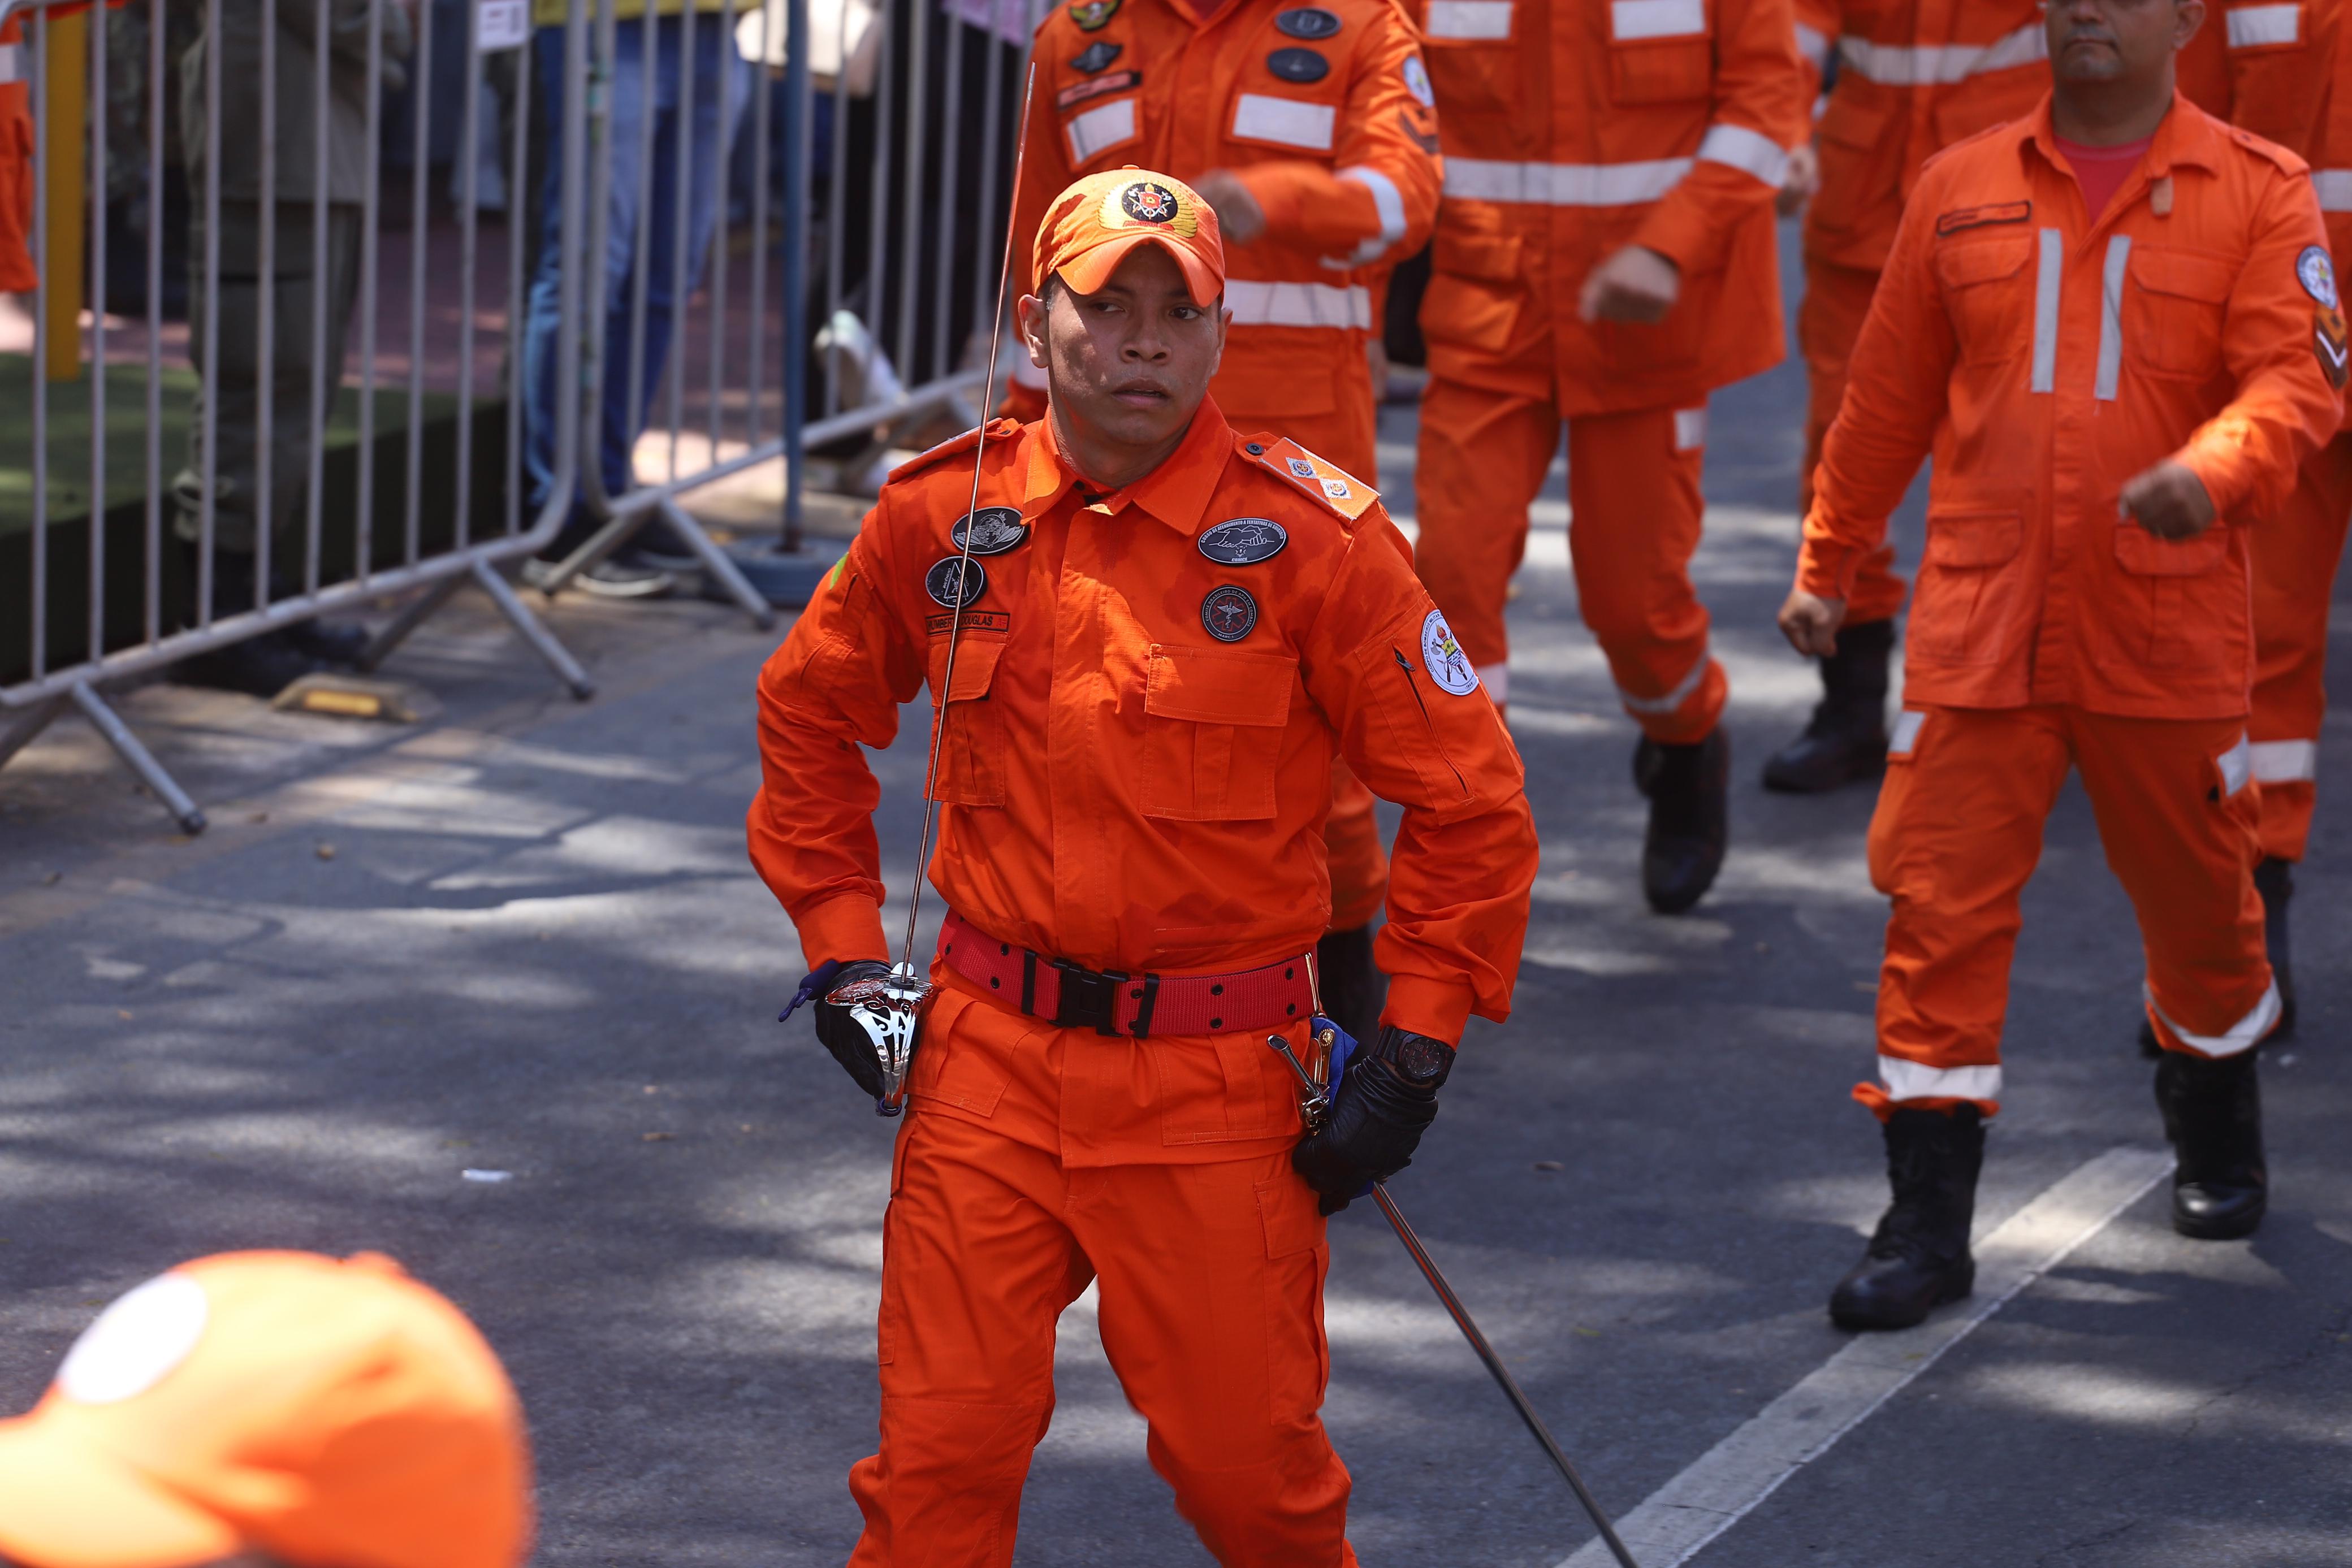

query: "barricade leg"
xmin=69 ymin=682 xmax=206 ymax=834
xmin=0 ymin=696 xmax=71 ymax=773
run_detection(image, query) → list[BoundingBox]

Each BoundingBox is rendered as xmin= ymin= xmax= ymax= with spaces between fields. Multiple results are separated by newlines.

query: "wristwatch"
xmin=1376 ymin=1026 xmax=1455 ymax=1089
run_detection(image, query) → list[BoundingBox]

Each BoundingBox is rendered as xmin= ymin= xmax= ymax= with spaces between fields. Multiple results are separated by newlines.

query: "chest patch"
xmin=1201 ymin=584 xmax=1261 ymax=642
xmin=1058 ymin=70 xmax=1139 ymax=110
xmin=1276 ymin=6 xmax=1342 ymax=38
xmin=951 ymin=506 xmax=1030 ymax=556
xmin=1935 ymin=200 xmax=2031 ymax=236
xmin=927 ymin=610 xmax=1011 ymax=637
xmin=1069 ymin=39 xmax=1122 ymax=72
xmin=1198 ymin=517 xmax=1290 ymax=565
xmin=1069 ymin=0 xmax=1119 ymax=28
xmin=1265 ymin=46 xmax=1329 ymax=82
xmin=1419 ymin=609 xmax=1480 ymax=696
xmin=925 ymin=556 xmax=989 ymax=609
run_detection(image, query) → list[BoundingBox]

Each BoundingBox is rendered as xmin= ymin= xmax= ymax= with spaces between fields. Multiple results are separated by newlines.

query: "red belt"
xmin=937 ymin=911 xmax=1316 ymax=1039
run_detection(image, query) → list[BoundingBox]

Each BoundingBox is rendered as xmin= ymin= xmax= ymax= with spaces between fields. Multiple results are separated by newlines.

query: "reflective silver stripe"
xmin=1889 ymin=709 xmax=1927 ymax=756
xmin=1233 ymin=93 xmax=1335 ymax=151
xmin=2217 ymin=733 xmax=2254 ymax=796
xmin=2251 ymin=739 xmax=2318 ymax=782
xmin=1477 ymin=662 xmax=1510 ymax=704
xmin=1443 ymin=155 xmax=1692 ymax=205
xmin=1326 ymin=166 xmax=1408 ymax=268
xmin=1838 ymin=21 xmax=2044 ymax=85
xmin=1618 ymin=647 xmax=1711 ymax=714
xmin=2227 ymin=2 xmax=2301 ymax=47
xmin=2313 ymin=170 xmax=2352 ymax=211
xmin=2147 ymin=981 xmax=2280 ymax=1059
xmin=1794 ymin=21 xmax=1830 ymax=71
xmin=1067 ymin=99 xmax=1136 ymax=163
xmin=1698 ymin=122 xmax=1789 ymax=188
xmin=1672 ymin=406 xmax=1707 ymax=451
xmin=1225 ymin=279 xmax=1373 ymax=330
xmin=1426 ymin=0 xmax=1512 ymax=38
xmin=0 ymin=44 xmax=21 ymax=84
xmin=1878 ymin=1056 xmax=2003 ymax=1103
xmin=2031 ymin=228 xmax=2063 ymax=395
xmin=1612 ymin=0 xmax=1705 ymax=40
xmin=2095 ymin=234 xmax=2130 ymax=402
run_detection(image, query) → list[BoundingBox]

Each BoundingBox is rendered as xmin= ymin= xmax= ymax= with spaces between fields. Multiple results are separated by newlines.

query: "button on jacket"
xmin=749 ymin=399 xmax=1536 ymax=1049
xmin=1004 ymin=0 xmax=1441 ymax=467
xmin=1412 ymin=0 xmax=1807 ymax=415
xmin=1799 ymin=95 xmax=2344 ymax=721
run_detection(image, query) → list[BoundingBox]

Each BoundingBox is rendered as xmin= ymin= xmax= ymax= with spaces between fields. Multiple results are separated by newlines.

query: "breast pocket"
xmin=1423 ymin=0 xmax=1521 ymax=117
xmin=1139 ymin=644 xmax=1298 ymax=821
xmin=2125 ymin=245 xmax=2236 ymax=381
xmin=2112 ymin=522 xmax=2238 ymax=668
xmin=1934 ymin=232 xmax=2037 ymax=367
xmin=1909 ymin=505 xmax=2025 ymax=665
xmin=1607 ymin=0 xmax=1711 ymax=104
xmin=926 ymin=634 xmax=1009 ymax=807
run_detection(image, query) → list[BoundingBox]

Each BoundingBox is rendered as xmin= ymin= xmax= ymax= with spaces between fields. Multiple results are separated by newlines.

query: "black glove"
xmin=781 ymin=958 xmax=897 ymax=1100
xmin=1291 ymin=1026 xmax=1454 ymax=1215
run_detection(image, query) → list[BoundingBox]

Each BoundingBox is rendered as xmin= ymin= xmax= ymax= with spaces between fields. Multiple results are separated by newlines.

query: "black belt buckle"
xmin=1050 ymin=959 xmax=1129 ymax=1036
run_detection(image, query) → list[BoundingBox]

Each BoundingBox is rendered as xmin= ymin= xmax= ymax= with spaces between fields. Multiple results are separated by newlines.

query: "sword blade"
xmin=1370 ymin=1183 xmax=1642 ymax=1568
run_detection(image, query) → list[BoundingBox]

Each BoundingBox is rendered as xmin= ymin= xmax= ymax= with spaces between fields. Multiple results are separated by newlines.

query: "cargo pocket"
xmin=1809 ymin=90 xmax=1899 ymax=243
xmin=1933 ymin=232 xmax=2035 ymax=366
xmin=2112 ymin=522 xmax=2235 ymax=668
xmin=1139 ymin=644 xmax=1297 ymax=821
xmin=1909 ymin=507 xmax=2023 ymax=665
xmin=1422 ymin=0 xmax=1522 ymax=117
xmin=1421 ymin=232 xmax=1526 ymax=356
xmin=1606 ymin=0 xmax=1710 ymax=103
xmin=925 ymin=634 xmax=1009 ymax=806
xmin=2125 ymin=245 xmax=2236 ymax=380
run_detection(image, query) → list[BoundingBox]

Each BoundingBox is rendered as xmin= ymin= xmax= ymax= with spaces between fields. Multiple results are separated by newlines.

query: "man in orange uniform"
xmin=1410 ymin=0 xmax=1808 ymax=914
xmin=1004 ymin=0 xmax=1446 ymax=1036
xmin=750 ymin=170 xmax=1536 ymax=1563
xmin=1780 ymin=0 xmax=2340 ymax=1329
xmin=0 ymin=1250 xmax=533 ymax=1568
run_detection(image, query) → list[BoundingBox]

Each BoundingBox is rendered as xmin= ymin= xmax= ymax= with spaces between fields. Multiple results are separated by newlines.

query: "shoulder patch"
xmin=1240 ymin=436 xmax=1378 ymax=521
xmin=2229 ymin=124 xmax=2311 ymax=179
xmin=887 ymin=419 xmax=1023 ymax=485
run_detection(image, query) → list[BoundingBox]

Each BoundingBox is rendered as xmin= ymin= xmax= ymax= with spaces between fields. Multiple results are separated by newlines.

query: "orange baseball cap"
xmin=0 ymin=1251 xmax=533 ymax=1568
xmin=1032 ymin=167 xmax=1225 ymax=307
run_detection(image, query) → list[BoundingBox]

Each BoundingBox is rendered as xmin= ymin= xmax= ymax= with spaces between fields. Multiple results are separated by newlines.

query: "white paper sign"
xmin=477 ymin=0 xmax=530 ymax=51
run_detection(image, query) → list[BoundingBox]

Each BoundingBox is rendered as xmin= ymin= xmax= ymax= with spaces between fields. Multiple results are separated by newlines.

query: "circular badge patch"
xmin=1419 ymin=609 xmax=1479 ymax=696
xmin=2298 ymin=244 xmax=2339 ymax=309
xmin=952 ymin=507 xmax=1030 ymax=556
xmin=1122 ymin=180 xmax=1182 ymax=224
xmin=1276 ymin=5 xmax=1341 ymax=37
xmin=1266 ymin=46 xmax=1330 ymax=83
xmin=1197 ymin=517 xmax=1289 ymax=565
xmin=925 ymin=556 xmax=989 ymax=609
xmin=1403 ymin=55 xmax=1434 ymax=108
xmin=1201 ymin=584 xmax=1260 ymax=642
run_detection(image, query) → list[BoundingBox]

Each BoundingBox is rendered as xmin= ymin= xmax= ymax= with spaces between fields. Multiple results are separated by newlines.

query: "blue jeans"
xmin=522 ymin=15 xmax=755 ymax=544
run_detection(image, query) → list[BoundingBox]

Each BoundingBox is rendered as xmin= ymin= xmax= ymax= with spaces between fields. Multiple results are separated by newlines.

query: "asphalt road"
xmin=3 ymin=220 xmax=2349 ymax=1567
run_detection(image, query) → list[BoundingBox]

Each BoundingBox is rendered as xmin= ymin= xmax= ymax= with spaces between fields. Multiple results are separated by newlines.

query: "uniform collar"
xmin=1023 ymin=395 xmax=1231 ymax=537
xmin=2024 ymin=90 xmax=2224 ymax=183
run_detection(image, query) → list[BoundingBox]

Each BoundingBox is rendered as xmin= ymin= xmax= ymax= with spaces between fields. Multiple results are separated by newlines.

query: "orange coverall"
xmin=1411 ymin=0 xmax=1806 ymax=728
xmin=748 ymin=402 xmax=1537 ymax=1564
xmin=0 ymin=23 xmax=36 ymax=294
xmin=1005 ymin=0 xmax=1443 ymax=929
xmin=1800 ymin=96 xmax=2342 ymax=1115
xmin=2178 ymin=0 xmax=2352 ymax=862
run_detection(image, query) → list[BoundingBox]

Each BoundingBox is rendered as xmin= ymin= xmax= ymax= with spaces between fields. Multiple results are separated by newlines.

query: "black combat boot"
xmin=1634 ymin=729 xmax=1728 ymax=915
xmin=2255 ymin=857 xmax=2297 ymax=1043
xmin=2155 ymin=1048 xmax=2267 ymax=1240
xmin=1830 ymin=1106 xmax=1983 ymax=1331
xmin=170 ymin=547 xmax=328 ymax=698
xmin=1314 ymin=924 xmax=1384 ymax=1051
xmin=1763 ymin=618 xmax=1895 ymax=794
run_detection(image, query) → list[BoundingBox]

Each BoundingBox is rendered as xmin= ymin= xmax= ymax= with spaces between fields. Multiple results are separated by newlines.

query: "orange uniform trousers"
xmin=1795 ymin=256 xmax=1906 ymax=627
xmin=1862 ymin=705 xmax=2277 ymax=1120
xmin=1415 ymin=379 xmax=1725 ymax=743
xmin=2249 ymin=432 xmax=2352 ymax=863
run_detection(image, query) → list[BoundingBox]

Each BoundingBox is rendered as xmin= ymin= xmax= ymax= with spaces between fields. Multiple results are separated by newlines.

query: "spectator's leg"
xmin=520 ymin=25 xmax=575 ymax=535
xmin=173 ymin=200 xmax=265 ymax=584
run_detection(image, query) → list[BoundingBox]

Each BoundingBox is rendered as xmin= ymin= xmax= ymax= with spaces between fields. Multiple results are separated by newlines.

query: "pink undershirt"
xmin=2053 ymin=133 xmax=2155 ymax=222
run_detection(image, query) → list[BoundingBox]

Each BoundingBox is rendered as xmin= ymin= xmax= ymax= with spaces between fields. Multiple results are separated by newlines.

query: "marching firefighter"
xmin=1002 ymin=0 xmax=1446 ymax=1041
xmin=1769 ymin=0 xmax=2056 ymax=792
xmin=749 ymin=169 xmax=1537 ymax=1562
xmin=1409 ymin=0 xmax=1809 ymax=914
xmin=1780 ymin=0 xmax=2341 ymax=1328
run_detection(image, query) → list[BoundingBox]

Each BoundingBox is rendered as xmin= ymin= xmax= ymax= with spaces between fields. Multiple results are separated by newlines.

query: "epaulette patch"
xmin=888 ymin=419 xmax=1022 ymax=484
xmin=1242 ymin=436 xmax=1377 ymax=521
xmin=2230 ymin=124 xmax=2311 ymax=179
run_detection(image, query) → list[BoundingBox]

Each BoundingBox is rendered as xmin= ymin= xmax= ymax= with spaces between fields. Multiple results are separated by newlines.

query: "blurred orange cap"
xmin=0 ymin=1251 xmax=533 ymax=1568
xmin=1032 ymin=168 xmax=1225 ymax=307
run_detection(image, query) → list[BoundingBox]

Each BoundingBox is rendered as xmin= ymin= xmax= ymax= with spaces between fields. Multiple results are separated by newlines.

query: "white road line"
xmin=1555 ymin=1145 xmax=2176 ymax=1568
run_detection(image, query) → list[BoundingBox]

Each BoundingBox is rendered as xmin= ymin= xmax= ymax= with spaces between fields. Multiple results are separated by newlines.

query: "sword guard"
xmin=828 ymin=961 xmax=936 ymax=1116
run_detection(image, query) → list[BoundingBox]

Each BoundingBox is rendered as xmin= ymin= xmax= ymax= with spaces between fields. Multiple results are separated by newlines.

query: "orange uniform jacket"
xmin=1791 ymin=0 xmax=2052 ymax=274
xmin=1800 ymin=96 xmax=2343 ymax=720
xmin=749 ymin=401 xmax=1536 ymax=1058
xmin=0 ymin=24 xmax=37 ymax=293
xmin=1412 ymin=0 xmax=1806 ymax=413
xmin=1005 ymin=0 xmax=1442 ymax=468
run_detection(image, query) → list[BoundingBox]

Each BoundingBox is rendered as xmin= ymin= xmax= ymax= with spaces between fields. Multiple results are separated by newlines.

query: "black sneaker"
xmin=173 ymin=631 xmax=328 ymax=698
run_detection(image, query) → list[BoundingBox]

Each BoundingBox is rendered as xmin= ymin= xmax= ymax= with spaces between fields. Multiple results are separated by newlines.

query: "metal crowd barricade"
xmin=0 ymin=0 xmax=595 ymax=833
